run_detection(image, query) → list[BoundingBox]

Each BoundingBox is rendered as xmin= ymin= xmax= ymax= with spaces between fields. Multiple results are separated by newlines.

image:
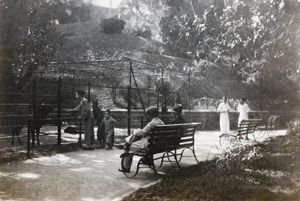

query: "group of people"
xmin=66 ymin=89 xmax=250 ymax=171
xmin=66 ymin=90 xmax=117 ymax=150
xmin=217 ymin=96 xmax=251 ymax=134
xmin=66 ymin=89 xmax=185 ymax=155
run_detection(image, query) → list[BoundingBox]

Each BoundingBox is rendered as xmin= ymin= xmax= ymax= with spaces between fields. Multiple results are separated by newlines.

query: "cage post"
xmin=88 ymin=81 xmax=91 ymax=103
xmin=27 ymin=120 xmax=31 ymax=158
xmin=79 ymin=120 xmax=82 ymax=149
xmin=148 ymin=75 xmax=151 ymax=107
xmin=188 ymin=72 xmax=191 ymax=121
xmin=156 ymin=89 xmax=159 ymax=109
xmin=127 ymin=60 xmax=132 ymax=136
xmin=31 ymin=79 xmax=37 ymax=147
xmin=130 ymin=64 xmax=145 ymax=113
xmin=57 ymin=77 xmax=62 ymax=145
xmin=161 ymin=68 xmax=164 ymax=113
xmin=72 ymin=69 xmax=75 ymax=104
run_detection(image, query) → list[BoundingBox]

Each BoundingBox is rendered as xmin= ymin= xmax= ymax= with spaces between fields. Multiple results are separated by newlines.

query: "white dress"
xmin=238 ymin=103 xmax=250 ymax=126
xmin=217 ymin=102 xmax=230 ymax=134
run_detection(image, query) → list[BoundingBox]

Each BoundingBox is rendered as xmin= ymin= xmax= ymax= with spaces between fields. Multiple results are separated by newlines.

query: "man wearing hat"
xmin=171 ymin=104 xmax=186 ymax=124
xmin=119 ymin=106 xmax=164 ymax=173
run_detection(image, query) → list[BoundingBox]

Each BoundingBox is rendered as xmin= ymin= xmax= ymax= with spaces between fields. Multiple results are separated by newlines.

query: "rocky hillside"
xmin=38 ymin=20 xmax=258 ymax=108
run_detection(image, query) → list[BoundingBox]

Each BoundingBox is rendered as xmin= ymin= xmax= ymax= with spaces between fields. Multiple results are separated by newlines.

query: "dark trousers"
xmin=105 ymin=131 xmax=114 ymax=149
xmin=97 ymin=126 xmax=105 ymax=146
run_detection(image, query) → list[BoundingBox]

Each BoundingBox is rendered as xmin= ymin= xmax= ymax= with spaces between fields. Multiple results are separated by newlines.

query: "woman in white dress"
xmin=238 ymin=97 xmax=251 ymax=126
xmin=217 ymin=97 xmax=231 ymax=134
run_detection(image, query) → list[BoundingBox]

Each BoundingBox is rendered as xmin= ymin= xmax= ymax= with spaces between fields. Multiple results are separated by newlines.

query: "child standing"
xmin=100 ymin=109 xmax=117 ymax=149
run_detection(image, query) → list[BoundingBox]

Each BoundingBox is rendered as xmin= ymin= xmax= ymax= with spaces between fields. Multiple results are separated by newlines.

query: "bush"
xmin=100 ymin=17 xmax=126 ymax=34
xmin=287 ymin=119 xmax=300 ymax=136
xmin=133 ymin=27 xmax=152 ymax=39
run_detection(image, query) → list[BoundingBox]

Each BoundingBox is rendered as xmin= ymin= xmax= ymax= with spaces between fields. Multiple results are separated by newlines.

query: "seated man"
xmin=171 ymin=104 xmax=186 ymax=124
xmin=170 ymin=104 xmax=186 ymax=146
xmin=119 ymin=106 xmax=164 ymax=173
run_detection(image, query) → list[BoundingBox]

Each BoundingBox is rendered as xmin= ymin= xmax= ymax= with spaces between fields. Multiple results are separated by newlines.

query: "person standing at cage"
xmin=100 ymin=109 xmax=117 ymax=149
xmin=92 ymin=101 xmax=105 ymax=148
xmin=217 ymin=97 xmax=231 ymax=134
xmin=238 ymin=97 xmax=251 ymax=126
xmin=66 ymin=90 xmax=95 ymax=150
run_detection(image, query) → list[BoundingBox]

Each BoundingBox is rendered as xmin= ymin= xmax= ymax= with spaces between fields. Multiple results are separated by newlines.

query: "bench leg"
xmin=175 ymin=147 xmax=199 ymax=164
xmin=119 ymin=154 xmax=141 ymax=178
xmin=149 ymin=154 xmax=164 ymax=173
xmin=173 ymin=150 xmax=182 ymax=170
xmin=190 ymin=147 xmax=200 ymax=163
xmin=219 ymin=135 xmax=240 ymax=148
xmin=165 ymin=151 xmax=179 ymax=164
xmin=219 ymin=135 xmax=230 ymax=147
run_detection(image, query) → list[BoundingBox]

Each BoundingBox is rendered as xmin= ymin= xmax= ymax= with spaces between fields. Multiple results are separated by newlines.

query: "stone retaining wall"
xmin=110 ymin=110 xmax=291 ymax=130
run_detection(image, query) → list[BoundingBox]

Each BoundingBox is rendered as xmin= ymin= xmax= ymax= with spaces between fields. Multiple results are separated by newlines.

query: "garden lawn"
xmin=123 ymin=134 xmax=300 ymax=201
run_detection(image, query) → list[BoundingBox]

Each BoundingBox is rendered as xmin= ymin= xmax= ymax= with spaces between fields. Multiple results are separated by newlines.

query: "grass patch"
xmin=123 ymin=134 xmax=300 ymax=201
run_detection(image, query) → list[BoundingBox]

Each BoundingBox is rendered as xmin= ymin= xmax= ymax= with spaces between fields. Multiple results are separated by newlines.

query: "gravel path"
xmin=0 ymin=130 xmax=286 ymax=201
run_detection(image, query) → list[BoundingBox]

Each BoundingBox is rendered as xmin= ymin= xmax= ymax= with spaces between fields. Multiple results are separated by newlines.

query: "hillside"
xmin=41 ymin=20 xmax=258 ymax=109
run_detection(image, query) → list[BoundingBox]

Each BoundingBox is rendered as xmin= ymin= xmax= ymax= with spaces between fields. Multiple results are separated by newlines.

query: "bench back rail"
xmin=120 ymin=122 xmax=201 ymax=178
xmin=148 ymin=123 xmax=198 ymax=154
xmin=257 ymin=115 xmax=280 ymax=134
xmin=238 ymin=119 xmax=260 ymax=137
xmin=219 ymin=119 xmax=261 ymax=146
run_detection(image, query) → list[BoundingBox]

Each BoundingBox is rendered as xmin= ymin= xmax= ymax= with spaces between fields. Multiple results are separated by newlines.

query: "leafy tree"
xmin=119 ymin=0 xmax=165 ymax=40
xmin=0 ymin=0 xmax=63 ymax=90
xmin=48 ymin=0 xmax=92 ymax=24
xmin=159 ymin=0 xmax=300 ymax=110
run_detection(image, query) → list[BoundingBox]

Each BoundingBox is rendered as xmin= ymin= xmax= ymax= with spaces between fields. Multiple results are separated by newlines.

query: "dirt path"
xmin=0 ymin=130 xmax=286 ymax=201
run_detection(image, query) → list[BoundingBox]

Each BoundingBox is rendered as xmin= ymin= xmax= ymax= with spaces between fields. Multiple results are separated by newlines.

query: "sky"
xmin=92 ymin=0 xmax=122 ymax=8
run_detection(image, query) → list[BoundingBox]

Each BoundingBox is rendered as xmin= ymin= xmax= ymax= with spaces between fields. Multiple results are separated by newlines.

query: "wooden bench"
xmin=219 ymin=119 xmax=261 ymax=147
xmin=119 ymin=122 xmax=201 ymax=178
xmin=257 ymin=115 xmax=279 ymax=134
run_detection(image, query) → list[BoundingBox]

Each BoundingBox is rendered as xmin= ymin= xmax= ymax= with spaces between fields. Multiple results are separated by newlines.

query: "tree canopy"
xmin=159 ymin=0 xmax=300 ymax=110
xmin=0 ymin=0 xmax=299 ymax=111
xmin=0 ymin=0 xmax=92 ymax=90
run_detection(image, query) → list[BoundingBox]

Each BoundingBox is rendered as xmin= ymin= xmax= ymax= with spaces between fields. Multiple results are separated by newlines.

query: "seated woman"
xmin=119 ymin=106 xmax=164 ymax=173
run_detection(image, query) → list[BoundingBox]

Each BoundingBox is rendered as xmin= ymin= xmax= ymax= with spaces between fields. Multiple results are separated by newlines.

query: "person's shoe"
xmin=106 ymin=147 xmax=112 ymax=150
xmin=114 ymin=143 xmax=125 ymax=149
xmin=141 ymin=156 xmax=151 ymax=165
xmin=99 ymin=143 xmax=105 ymax=148
xmin=120 ymin=152 xmax=130 ymax=158
xmin=118 ymin=168 xmax=130 ymax=173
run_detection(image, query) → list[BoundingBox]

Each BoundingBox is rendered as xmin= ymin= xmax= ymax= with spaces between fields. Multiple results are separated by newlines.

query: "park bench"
xmin=257 ymin=115 xmax=279 ymax=135
xmin=119 ymin=122 xmax=201 ymax=178
xmin=219 ymin=119 xmax=262 ymax=147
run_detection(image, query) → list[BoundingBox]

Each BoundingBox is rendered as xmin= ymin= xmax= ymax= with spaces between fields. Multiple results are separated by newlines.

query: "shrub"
xmin=100 ymin=17 xmax=126 ymax=34
xmin=133 ymin=27 xmax=152 ymax=39
xmin=287 ymin=119 xmax=300 ymax=136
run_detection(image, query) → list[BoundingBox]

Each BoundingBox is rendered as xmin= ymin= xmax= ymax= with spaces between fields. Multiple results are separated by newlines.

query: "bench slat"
xmin=120 ymin=122 xmax=201 ymax=178
xmin=219 ymin=119 xmax=262 ymax=146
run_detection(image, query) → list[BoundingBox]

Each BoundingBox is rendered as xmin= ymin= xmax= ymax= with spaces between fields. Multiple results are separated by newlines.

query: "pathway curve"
xmin=0 ymin=130 xmax=286 ymax=201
